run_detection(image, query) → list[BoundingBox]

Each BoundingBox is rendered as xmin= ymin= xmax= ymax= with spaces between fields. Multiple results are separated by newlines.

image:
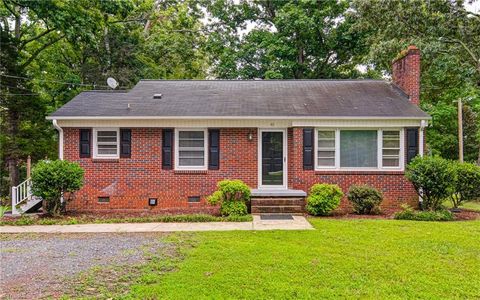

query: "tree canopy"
xmin=1 ymin=0 xmax=479 ymax=196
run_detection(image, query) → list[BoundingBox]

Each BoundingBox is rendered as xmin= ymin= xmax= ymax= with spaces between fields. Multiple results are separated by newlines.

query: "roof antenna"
xmin=107 ymin=77 xmax=119 ymax=89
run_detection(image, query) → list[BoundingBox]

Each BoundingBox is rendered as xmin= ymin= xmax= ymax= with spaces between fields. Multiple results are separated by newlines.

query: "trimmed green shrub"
xmin=306 ymin=183 xmax=343 ymax=216
xmin=207 ymin=179 xmax=251 ymax=216
xmin=405 ymin=156 xmax=454 ymax=211
xmin=347 ymin=185 xmax=383 ymax=214
xmin=220 ymin=201 xmax=248 ymax=216
xmin=449 ymin=161 xmax=480 ymax=208
xmin=394 ymin=205 xmax=454 ymax=221
xmin=31 ymin=160 xmax=84 ymax=216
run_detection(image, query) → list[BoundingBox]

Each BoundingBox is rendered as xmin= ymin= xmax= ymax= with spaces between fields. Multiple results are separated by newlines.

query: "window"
xmin=315 ymin=128 xmax=403 ymax=170
xmin=188 ymin=196 xmax=201 ymax=203
xmin=382 ymin=130 xmax=401 ymax=167
xmin=175 ymin=129 xmax=207 ymax=170
xmin=340 ymin=130 xmax=378 ymax=168
xmin=317 ymin=130 xmax=336 ymax=167
xmin=98 ymin=197 xmax=110 ymax=203
xmin=94 ymin=129 xmax=119 ymax=158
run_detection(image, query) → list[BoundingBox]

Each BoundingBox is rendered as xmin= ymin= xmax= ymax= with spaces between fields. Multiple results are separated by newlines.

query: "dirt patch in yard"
xmin=0 ymin=232 xmax=190 ymax=299
xmin=451 ymin=209 xmax=480 ymax=221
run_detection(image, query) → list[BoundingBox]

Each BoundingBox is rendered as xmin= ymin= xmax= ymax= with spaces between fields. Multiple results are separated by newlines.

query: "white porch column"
xmin=52 ymin=119 xmax=64 ymax=160
xmin=419 ymin=120 xmax=427 ymax=157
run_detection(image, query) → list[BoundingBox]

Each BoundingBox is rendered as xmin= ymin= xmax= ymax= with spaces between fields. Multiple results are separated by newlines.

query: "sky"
xmin=465 ymin=1 xmax=480 ymax=12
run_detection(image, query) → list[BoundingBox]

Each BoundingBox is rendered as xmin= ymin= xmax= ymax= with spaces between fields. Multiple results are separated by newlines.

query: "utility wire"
xmin=0 ymin=84 xmax=34 ymax=91
xmin=0 ymin=74 xmax=116 ymax=89
xmin=3 ymin=93 xmax=40 ymax=96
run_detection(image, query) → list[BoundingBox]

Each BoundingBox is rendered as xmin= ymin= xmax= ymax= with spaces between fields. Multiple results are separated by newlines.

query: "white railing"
xmin=11 ymin=178 xmax=32 ymax=214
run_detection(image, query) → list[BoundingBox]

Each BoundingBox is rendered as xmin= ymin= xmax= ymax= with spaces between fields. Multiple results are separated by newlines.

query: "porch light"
xmin=248 ymin=132 xmax=253 ymax=141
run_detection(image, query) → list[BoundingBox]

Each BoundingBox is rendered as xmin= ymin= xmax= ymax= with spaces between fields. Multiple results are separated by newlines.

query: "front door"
xmin=259 ymin=129 xmax=287 ymax=188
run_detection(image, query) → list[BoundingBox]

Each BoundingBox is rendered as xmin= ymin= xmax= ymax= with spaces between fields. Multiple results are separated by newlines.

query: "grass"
xmin=0 ymin=214 xmax=252 ymax=226
xmin=116 ymin=219 xmax=480 ymax=299
xmin=443 ymin=200 xmax=480 ymax=212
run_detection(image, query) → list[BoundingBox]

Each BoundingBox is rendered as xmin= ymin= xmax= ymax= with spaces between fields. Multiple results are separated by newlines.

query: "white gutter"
xmin=52 ymin=119 xmax=64 ymax=160
xmin=46 ymin=115 xmax=432 ymax=121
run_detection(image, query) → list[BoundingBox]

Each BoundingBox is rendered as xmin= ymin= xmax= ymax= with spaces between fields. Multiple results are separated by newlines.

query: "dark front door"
xmin=261 ymin=131 xmax=284 ymax=186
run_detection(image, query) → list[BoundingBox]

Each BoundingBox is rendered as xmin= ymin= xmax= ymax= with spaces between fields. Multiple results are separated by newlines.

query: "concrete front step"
xmin=250 ymin=193 xmax=306 ymax=214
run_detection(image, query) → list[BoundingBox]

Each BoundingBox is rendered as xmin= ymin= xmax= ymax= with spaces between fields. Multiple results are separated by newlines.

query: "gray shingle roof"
xmin=49 ymin=80 xmax=430 ymax=119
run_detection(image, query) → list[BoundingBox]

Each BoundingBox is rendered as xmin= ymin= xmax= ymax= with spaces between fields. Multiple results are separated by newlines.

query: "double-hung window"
xmin=315 ymin=128 xmax=403 ymax=170
xmin=93 ymin=128 xmax=119 ymax=159
xmin=316 ymin=130 xmax=336 ymax=167
xmin=381 ymin=130 xmax=401 ymax=167
xmin=175 ymin=129 xmax=207 ymax=170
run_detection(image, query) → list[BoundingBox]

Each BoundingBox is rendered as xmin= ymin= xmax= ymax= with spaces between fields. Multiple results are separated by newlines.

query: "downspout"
xmin=418 ymin=120 xmax=427 ymax=209
xmin=52 ymin=119 xmax=65 ymax=205
xmin=419 ymin=120 xmax=427 ymax=157
xmin=52 ymin=119 xmax=64 ymax=160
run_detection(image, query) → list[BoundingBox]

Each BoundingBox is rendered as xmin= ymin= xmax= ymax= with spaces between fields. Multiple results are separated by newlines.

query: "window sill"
xmin=174 ymin=170 xmax=208 ymax=174
xmin=92 ymin=159 xmax=119 ymax=163
xmin=314 ymin=170 xmax=404 ymax=175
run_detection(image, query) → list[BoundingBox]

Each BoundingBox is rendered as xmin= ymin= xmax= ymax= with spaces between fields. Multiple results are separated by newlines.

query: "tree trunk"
xmin=103 ymin=14 xmax=111 ymax=70
xmin=7 ymin=158 xmax=19 ymax=190
xmin=14 ymin=7 xmax=21 ymax=39
xmin=6 ymin=109 xmax=20 ymax=191
xmin=295 ymin=37 xmax=305 ymax=79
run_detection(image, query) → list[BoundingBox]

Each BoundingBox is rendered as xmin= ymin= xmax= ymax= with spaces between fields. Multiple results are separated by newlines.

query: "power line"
xmin=0 ymin=84 xmax=34 ymax=91
xmin=0 ymin=74 xmax=115 ymax=89
xmin=3 ymin=93 xmax=40 ymax=96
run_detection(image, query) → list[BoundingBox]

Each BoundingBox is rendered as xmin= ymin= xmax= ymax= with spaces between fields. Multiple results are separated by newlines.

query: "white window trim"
xmin=314 ymin=128 xmax=404 ymax=171
xmin=314 ymin=129 xmax=338 ymax=169
xmin=380 ymin=129 xmax=404 ymax=170
xmin=174 ymin=128 xmax=208 ymax=170
xmin=93 ymin=128 xmax=120 ymax=159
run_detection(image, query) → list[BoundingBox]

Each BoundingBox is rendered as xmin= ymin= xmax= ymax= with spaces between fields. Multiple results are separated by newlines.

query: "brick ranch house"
xmin=47 ymin=45 xmax=430 ymax=214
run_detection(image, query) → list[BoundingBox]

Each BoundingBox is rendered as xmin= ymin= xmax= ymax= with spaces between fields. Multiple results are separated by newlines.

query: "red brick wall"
xmin=290 ymin=128 xmax=418 ymax=212
xmin=63 ymin=127 xmax=418 ymax=213
xmin=392 ymin=45 xmax=421 ymax=105
xmin=63 ymin=127 xmax=257 ymax=213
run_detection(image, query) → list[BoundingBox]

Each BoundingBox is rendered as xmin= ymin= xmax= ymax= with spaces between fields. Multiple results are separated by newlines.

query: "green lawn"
xmin=123 ymin=219 xmax=480 ymax=299
xmin=443 ymin=200 xmax=480 ymax=212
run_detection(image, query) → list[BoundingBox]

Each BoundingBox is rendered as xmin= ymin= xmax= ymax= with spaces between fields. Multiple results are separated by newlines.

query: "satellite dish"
xmin=107 ymin=77 xmax=119 ymax=89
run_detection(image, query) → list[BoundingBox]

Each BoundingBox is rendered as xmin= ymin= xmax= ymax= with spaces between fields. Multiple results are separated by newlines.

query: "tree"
xmin=352 ymin=0 xmax=480 ymax=163
xmin=205 ymin=0 xmax=371 ymax=79
xmin=0 ymin=0 xmax=208 ymax=196
xmin=0 ymin=0 xmax=110 ymax=192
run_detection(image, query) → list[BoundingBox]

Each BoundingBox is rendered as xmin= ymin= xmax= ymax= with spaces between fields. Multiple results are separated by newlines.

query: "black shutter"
xmin=208 ymin=129 xmax=220 ymax=170
xmin=162 ymin=129 xmax=173 ymax=169
xmin=79 ymin=129 xmax=91 ymax=158
xmin=120 ymin=129 xmax=132 ymax=158
xmin=406 ymin=128 xmax=419 ymax=164
xmin=303 ymin=128 xmax=314 ymax=170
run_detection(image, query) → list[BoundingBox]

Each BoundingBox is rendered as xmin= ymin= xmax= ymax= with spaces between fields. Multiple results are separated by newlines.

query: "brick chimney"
xmin=392 ymin=45 xmax=420 ymax=105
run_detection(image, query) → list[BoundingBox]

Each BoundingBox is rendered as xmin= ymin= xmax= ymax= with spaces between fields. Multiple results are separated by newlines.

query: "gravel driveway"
xmin=0 ymin=233 xmax=169 ymax=299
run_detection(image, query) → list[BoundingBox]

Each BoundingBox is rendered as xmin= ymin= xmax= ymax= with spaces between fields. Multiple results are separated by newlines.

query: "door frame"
xmin=257 ymin=128 xmax=288 ymax=189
